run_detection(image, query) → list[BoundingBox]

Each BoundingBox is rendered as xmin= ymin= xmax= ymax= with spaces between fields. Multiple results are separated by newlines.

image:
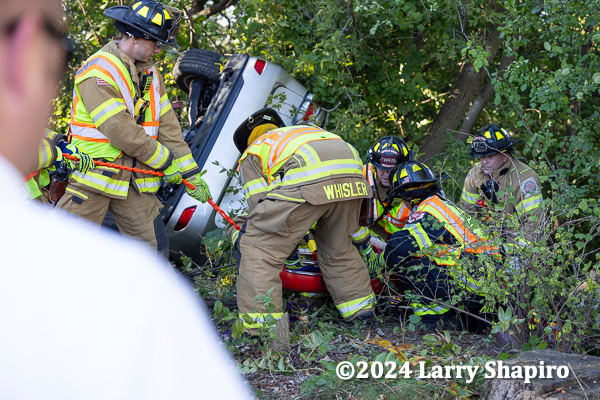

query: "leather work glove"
xmin=57 ymin=142 xmax=95 ymax=174
xmin=162 ymin=161 xmax=183 ymax=185
xmin=186 ymin=170 xmax=211 ymax=203
xmin=358 ymin=243 xmax=383 ymax=277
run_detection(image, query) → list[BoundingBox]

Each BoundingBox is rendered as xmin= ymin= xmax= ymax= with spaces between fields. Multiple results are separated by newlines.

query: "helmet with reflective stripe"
xmin=105 ymin=0 xmax=182 ymax=47
xmin=470 ymin=124 xmax=522 ymax=157
xmin=366 ymin=136 xmax=411 ymax=171
xmin=388 ymin=160 xmax=447 ymax=201
xmin=233 ymin=108 xmax=286 ymax=153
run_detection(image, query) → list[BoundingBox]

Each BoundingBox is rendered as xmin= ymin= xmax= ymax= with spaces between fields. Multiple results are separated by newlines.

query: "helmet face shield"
xmin=162 ymin=5 xmax=182 ymax=43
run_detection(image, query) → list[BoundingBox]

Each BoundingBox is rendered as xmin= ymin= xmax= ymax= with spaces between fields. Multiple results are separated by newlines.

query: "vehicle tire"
xmin=173 ymin=49 xmax=222 ymax=93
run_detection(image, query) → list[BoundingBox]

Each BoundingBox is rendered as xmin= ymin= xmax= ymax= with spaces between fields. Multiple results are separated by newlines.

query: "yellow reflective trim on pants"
xmin=337 ymin=293 xmax=375 ymax=318
xmin=351 ymin=227 xmax=369 ymax=242
xmin=71 ymin=170 xmax=129 ymax=197
xmin=461 ymin=189 xmax=479 ymax=205
xmin=240 ymin=312 xmax=284 ymax=329
xmin=65 ymin=187 xmax=89 ymax=201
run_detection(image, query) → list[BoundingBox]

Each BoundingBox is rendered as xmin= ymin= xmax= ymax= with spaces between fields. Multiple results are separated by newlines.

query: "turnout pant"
xmin=237 ymin=198 xmax=375 ymax=330
xmin=56 ymin=185 xmax=169 ymax=258
xmin=385 ymin=255 xmax=489 ymax=333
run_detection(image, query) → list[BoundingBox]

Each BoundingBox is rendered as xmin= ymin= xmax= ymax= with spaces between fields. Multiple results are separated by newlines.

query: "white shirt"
xmin=0 ymin=155 xmax=253 ymax=399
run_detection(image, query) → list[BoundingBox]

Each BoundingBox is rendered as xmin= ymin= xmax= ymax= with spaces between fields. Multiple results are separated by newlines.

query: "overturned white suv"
xmin=158 ymin=50 xmax=324 ymax=263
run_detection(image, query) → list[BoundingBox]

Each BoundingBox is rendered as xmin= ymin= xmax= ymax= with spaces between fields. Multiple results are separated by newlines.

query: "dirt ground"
xmin=207 ymin=295 xmax=511 ymax=399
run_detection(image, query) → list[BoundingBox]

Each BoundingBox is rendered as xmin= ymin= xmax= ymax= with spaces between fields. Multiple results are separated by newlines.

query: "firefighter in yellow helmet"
xmin=57 ymin=1 xmax=210 ymax=257
xmin=460 ymin=124 xmax=543 ymax=244
xmin=378 ymin=161 xmax=498 ymax=332
xmin=228 ymin=108 xmax=376 ymax=333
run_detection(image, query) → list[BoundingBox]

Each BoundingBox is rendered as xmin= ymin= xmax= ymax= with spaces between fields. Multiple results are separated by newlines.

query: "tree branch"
xmin=457 ymin=54 xmax=514 ymax=141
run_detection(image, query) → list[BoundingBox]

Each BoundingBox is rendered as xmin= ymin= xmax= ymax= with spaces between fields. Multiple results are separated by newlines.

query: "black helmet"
xmin=388 ymin=161 xmax=447 ymax=201
xmin=470 ymin=124 xmax=522 ymax=157
xmin=233 ymin=108 xmax=285 ymax=153
xmin=366 ymin=136 xmax=412 ymax=171
xmin=105 ymin=1 xmax=182 ymax=47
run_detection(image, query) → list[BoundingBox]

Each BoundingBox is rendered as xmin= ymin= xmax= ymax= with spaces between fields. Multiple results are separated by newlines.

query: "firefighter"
xmin=379 ymin=161 xmax=498 ymax=332
xmin=459 ymin=124 xmax=543 ymax=244
xmin=363 ymin=136 xmax=413 ymax=251
xmin=57 ymin=0 xmax=210 ymax=257
xmin=229 ymin=108 xmax=376 ymax=333
xmin=24 ymin=130 xmax=94 ymax=203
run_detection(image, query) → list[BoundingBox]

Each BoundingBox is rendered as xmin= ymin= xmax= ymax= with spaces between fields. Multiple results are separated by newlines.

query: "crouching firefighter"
xmin=377 ymin=161 xmax=499 ymax=332
xmin=228 ymin=108 xmax=376 ymax=334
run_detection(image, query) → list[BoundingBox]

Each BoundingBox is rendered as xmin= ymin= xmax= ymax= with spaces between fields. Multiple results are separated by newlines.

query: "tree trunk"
xmin=419 ymin=26 xmax=504 ymax=162
xmin=457 ymin=55 xmax=515 ymax=141
xmin=481 ymin=350 xmax=600 ymax=400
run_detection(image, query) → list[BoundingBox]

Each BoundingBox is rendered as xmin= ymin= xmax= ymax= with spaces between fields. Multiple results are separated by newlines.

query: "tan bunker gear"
xmin=230 ymin=125 xmax=376 ymax=330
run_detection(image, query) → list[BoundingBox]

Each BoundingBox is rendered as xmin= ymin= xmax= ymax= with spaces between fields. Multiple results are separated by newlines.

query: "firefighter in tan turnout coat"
xmin=229 ymin=108 xmax=376 ymax=332
xmin=57 ymin=1 xmax=211 ymax=257
xmin=459 ymin=124 xmax=543 ymax=244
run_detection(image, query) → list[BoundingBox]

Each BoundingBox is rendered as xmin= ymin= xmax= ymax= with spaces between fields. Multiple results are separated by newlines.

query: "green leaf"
xmin=544 ymin=42 xmax=551 ymax=51
xmin=213 ymin=300 xmax=223 ymax=318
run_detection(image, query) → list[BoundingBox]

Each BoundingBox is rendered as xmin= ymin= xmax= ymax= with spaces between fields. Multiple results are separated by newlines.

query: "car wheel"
xmin=173 ymin=49 xmax=223 ymax=93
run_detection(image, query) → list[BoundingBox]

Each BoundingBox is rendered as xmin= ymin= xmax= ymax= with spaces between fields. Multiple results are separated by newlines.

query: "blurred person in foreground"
xmin=0 ymin=1 xmax=252 ymax=398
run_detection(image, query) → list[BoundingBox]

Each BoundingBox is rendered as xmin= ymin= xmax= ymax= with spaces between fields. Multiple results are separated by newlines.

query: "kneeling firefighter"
xmin=378 ymin=161 xmax=498 ymax=332
xmin=229 ymin=108 xmax=376 ymax=333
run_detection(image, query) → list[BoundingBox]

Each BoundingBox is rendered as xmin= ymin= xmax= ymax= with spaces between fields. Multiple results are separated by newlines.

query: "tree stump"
xmin=481 ymin=350 xmax=600 ymax=399
xmin=269 ymin=312 xmax=290 ymax=352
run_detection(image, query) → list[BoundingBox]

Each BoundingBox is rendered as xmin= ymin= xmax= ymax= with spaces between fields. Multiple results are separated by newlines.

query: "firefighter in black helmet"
xmin=57 ymin=1 xmax=210 ymax=257
xmin=359 ymin=136 xmax=413 ymax=275
xmin=460 ymin=124 xmax=543 ymax=244
xmin=380 ymin=161 xmax=497 ymax=332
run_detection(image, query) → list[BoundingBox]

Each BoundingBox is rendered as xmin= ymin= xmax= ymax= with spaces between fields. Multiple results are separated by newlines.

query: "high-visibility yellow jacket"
xmin=229 ymin=125 xmax=372 ymax=245
xmin=23 ymin=130 xmax=66 ymax=200
xmin=68 ymin=40 xmax=198 ymax=199
xmin=385 ymin=194 xmax=499 ymax=316
xmin=363 ymin=163 xmax=411 ymax=241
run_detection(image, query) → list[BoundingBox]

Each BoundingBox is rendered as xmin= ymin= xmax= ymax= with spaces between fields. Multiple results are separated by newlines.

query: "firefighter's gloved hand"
xmin=57 ymin=142 xmax=95 ymax=174
xmin=162 ymin=161 xmax=183 ymax=185
xmin=480 ymin=180 xmax=499 ymax=204
xmin=358 ymin=243 xmax=382 ymax=277
xmin=284 ymin=256 xmax=306 ymax=270
xmin=187 ymin=170 xmax=211 ymax=203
